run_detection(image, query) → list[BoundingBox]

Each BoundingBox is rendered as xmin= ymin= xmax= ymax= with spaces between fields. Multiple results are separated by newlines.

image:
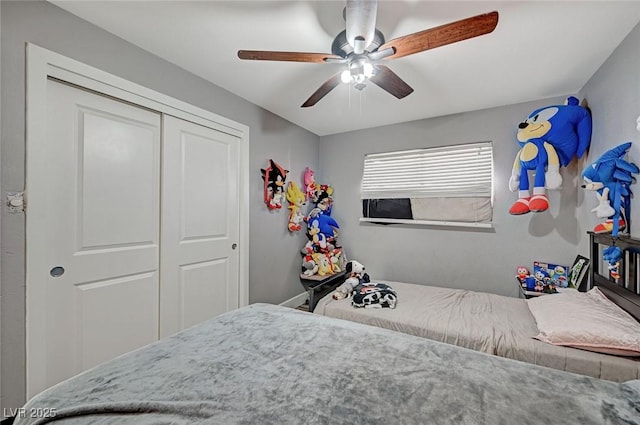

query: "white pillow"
xmin=527 ymin=287 xmax=640 ymax=356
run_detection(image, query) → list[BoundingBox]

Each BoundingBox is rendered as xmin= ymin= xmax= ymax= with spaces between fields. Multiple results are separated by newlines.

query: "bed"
xmin=14 ymin=303 xmax=640 ymax=425
xmin=314 ymin=232 xmax=640 ymax=382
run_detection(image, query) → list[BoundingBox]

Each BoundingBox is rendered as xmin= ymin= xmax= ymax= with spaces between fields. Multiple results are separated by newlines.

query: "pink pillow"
xmin=527 ymin=287 xmax=640 ymax=356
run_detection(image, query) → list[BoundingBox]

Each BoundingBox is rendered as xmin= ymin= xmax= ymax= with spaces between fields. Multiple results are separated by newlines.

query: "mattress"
xmin=314 ymin=281 xmax=640 ymax=381
xmin=15 ymin=304 xmax=640 ymax=425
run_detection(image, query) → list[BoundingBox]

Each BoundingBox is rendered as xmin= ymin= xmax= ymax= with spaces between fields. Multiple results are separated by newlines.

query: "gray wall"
xmin=577 ymin=21 xmax=640 ymax=251
xmin=0 ymin=0 xmax=318 ymax=411
xmin=319 ymin=96 xmax=583 ymax=297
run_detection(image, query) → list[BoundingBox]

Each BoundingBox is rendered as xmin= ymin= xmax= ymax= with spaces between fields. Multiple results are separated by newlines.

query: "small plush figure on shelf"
xmin=515 ymin=266 xmax=530 ymax=289
xmin=603 ymin=245 xmax=623 ymax=280
xmin=516 ymin=266 xmax=529 ymax=283
xmin=303 ymin=167 xmax=317 ymax=201
xmin=333 ymin=260 xmax=370 ymax=300
xmin=261 ymin=159 xmax=288 ymax=210
xmin=509 ymin=96 xmax=591 ymax=215
xmin=311 ymin=253 xmax=334 ymax=277
xmin=285 ymin=181 xmax=306 ymax=232
xmin=301 ymin=254 xmax=318 ymax=276
xmin=582 ymin=142 xmax=639 ymax=236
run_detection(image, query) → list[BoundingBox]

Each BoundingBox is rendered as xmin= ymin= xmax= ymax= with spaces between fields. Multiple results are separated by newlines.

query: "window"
xmin=360 ymin=141 xmax=493 ymax=228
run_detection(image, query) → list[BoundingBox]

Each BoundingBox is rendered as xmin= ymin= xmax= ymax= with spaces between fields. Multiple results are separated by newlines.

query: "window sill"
xmin=359 ymin=217 xmax=494 ymax=229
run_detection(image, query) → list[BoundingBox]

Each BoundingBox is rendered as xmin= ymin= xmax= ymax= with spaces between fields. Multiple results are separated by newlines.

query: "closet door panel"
xmin=181 ymin=134 xmax=229 ymax=239
xmin=28 ymin=79 xmax=161 ymax=397
xmin=180 ymin=260 xmax=228 ymax=329
xmin=160 ymin=115 xmax=240 ymax=337
xmin=81 ymin=112 xmax=157 ymax=247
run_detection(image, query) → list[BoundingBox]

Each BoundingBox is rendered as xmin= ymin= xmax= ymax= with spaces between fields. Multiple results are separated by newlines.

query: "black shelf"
xmin=300 ymin=271 xmax=346 ymax=312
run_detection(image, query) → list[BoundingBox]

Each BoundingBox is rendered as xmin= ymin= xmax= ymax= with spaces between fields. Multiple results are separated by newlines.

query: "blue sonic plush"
xmin=582 ymin=142 xmax=639 ymax=236
xmin=509 ymin=97 xmax=592 ymax=215
xmin=306 ymin=214 xmax=339 ymax=251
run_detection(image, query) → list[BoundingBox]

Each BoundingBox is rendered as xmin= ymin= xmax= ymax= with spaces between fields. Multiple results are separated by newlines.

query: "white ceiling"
xmin=51 ymin=1 xmax=640 ymax=136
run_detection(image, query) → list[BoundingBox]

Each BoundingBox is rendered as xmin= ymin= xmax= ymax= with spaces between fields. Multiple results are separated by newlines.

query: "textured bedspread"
xmin=16 ymin=304 xmax=640 ymax=425
xmin=315 ymin=281 xmax=640 ymax=381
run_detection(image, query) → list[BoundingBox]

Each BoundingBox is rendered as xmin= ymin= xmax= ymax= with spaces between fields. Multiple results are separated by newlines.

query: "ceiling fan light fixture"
xmin=363 ymin=62 xmax=374 ymax=78
xmin=340 ymin=69 xmax=352 ymax=84
xmin=341 ymin=59 xmax=375 ymax=85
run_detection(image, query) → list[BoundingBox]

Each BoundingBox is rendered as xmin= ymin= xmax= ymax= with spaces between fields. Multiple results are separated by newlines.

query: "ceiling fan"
xmin=238 ymin=1 xmax=498 ymax=108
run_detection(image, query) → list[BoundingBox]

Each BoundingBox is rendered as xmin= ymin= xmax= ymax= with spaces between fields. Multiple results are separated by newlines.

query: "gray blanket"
xmin=16 ymin=304 xmax=640 ymax=425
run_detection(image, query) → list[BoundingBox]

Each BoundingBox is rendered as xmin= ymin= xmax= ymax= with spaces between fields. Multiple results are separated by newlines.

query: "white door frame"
xmin=25 ymin=43 xmax=250 ymax=397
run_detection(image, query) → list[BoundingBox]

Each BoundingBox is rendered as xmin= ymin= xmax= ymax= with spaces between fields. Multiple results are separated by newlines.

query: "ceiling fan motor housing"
xmin=331 ymin=29 xmax=385 ymax=58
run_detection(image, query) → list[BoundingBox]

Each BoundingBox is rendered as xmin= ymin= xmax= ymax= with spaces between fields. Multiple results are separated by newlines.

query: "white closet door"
xmin=160 ymin=115 xmax=240 ymax=337
xmin=28 ymin=79 xmax=161 ymax=396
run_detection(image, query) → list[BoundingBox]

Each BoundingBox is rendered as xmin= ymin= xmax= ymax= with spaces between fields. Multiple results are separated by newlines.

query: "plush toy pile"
xmin=294 ymin=167 xmax=344 ymax=278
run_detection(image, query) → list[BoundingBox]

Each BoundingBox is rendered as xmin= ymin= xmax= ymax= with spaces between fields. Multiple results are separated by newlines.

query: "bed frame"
xmin=589 ymin=231 xmax=640 ymax=321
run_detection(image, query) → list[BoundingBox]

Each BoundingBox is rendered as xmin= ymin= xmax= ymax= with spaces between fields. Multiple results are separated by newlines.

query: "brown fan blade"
xmin=369 ymin=65 xmax=413 ymax=99
xmin=379 ymin=11 xmax=499 ymax=60
xmin=301 ymin=73 xmax=342 ymax=108
xmin=238 ymin=50 xmax=342 ymax=63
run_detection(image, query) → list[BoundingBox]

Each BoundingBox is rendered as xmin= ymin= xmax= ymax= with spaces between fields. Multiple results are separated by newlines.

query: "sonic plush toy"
xmin=582 ymin=142 xmax=639 ymax=236
xmin=509 ymin=96 xmax=592 ymax=215
xmin=603 ymin=245 xmax=623 ymax=280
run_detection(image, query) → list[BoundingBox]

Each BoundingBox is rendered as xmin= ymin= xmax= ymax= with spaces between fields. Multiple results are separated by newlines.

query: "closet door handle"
xmin=50 ymin=266 xmax=65 ymax=277
xmin=232 ymin=243 xmax=237 ymax=250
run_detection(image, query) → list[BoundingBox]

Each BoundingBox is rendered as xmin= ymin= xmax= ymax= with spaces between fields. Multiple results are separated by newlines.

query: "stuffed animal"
xmin=306 ymin=214 xmax=339 ymax=252
xmin=261 ymin=159 xmax=289 ymax=210
xmin=314 ymin=185 xmax=334 ymax=215
xmin=332 ymin=260 xmax=370 ymax=300
xmin=303 ymin=167 xmax=317 ymax=201
xmin=582 ymin=142 xmax=639 ymax=236
xmin=329 ymin=249 xmax=344 ymax=273
xmin=603 ymin=245 xmax=623 ymax=279
xmin=301 ymin=254 xmax=319 ymax=276
xmin=352 ymin=283 xmax=398 ymax=309
xmin=509 ymin=96 xmax=591 ymax=215
xmin=285 ymin=181 xmax=306 ymax=231
xmin=515 ymin=266 xmax=530 ymax=288
xmin=313 ymin=253 xmax=334 ymax=277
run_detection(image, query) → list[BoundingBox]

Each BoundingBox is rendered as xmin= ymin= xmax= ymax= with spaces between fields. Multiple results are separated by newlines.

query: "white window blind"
xmin=360 ymin=142 xmax=493 ymax=226
xmin=361 ymin=142 xmax=493 ymax=200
